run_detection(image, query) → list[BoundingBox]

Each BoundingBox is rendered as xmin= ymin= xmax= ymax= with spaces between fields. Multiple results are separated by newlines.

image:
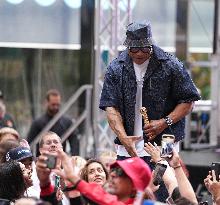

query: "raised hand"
xmin=204 ymin=170 xmax=220 ymax=202
xmin=53 ymin=149 xmax=80 ymax=185
xmin=144 ymin=142 xmax=161 ymax=163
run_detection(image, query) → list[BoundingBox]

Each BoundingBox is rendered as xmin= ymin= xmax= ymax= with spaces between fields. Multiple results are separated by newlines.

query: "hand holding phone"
xmin=45 ymin=154 xmax=57 ymax=169
xmin=153 ymin=163 xmax=167 ymax=186
xmin=211 ymin=162 xmax=220 ymax=181
xmin=161 ymin=134 xmax=175 ymax=158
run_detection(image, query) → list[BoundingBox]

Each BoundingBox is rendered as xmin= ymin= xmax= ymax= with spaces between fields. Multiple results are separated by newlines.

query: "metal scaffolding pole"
xmin=93 ymin=0 xmax=132 ymax=156
xmin=210 ymin=0 xmax=220 ymax=146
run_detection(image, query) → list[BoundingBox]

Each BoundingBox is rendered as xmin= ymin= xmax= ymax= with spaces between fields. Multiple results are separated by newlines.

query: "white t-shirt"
xmin=117 ymin=60 xmax=150 ymax=157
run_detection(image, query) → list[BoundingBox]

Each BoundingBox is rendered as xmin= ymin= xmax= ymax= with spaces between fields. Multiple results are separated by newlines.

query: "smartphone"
xmin=45 ymin=154 xmax=57 ymax=169
xmin=153 ymin=163 xmax=167 ymax=186
xmin=161 ymin=134 xmax=175 ymax=158
xmin=211 ymin=162 xmax=220 ymax=181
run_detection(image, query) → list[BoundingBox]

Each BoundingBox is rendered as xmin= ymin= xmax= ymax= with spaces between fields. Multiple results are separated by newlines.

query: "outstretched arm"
xmin=106 ymin=107 xmax=140 ymax=157
xmin=168 ymin=150 xmax=198 ymax=204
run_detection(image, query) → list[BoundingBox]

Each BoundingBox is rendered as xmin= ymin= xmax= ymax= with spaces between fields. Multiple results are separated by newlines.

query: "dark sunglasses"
xmin=110 ymin=167 xmax=126 ymax=177
xmin=129 ymin=46 xmax=152 ymax=53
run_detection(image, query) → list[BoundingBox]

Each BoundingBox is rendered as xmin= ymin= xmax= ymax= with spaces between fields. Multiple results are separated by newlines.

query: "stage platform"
xmin=180 ymin=149 xmax=220 ymax=167
xmin=179 ymin=149 xmax=220 ymax=201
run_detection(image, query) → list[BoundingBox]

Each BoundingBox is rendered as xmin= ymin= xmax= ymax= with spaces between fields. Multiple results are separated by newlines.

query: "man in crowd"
xmin=36 ymin=131 xmax=66 ymax=205
xmin=27 ymin=89 xmax=78 ymax=156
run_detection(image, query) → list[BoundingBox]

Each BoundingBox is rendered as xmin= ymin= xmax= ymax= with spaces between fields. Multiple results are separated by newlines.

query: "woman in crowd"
xmin=80 ymin=159 xmax=109 ymax=185
xmin=67 ymin=158 xmax=109 ymax=205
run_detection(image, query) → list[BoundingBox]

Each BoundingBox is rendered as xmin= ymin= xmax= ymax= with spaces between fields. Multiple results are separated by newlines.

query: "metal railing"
xmin=30 ymin=84 xmax=93 ymax=157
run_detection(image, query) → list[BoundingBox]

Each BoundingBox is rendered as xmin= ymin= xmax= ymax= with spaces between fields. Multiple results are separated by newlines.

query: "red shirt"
xmin=77 ymin=180 xmax=134 ymax=205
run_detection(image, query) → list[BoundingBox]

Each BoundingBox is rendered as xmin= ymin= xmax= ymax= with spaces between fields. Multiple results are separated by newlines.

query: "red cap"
xmin=110 ymin=157 xmax=152 ymax=191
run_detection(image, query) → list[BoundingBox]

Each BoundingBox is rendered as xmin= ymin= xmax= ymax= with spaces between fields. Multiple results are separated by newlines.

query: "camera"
xmin=45 ymin=154 xmax=57 ymax=169
xmin=211 ymin=162 xmax=220 ymax=181
xmin=161 ymin=134 xmax=175 ymax=158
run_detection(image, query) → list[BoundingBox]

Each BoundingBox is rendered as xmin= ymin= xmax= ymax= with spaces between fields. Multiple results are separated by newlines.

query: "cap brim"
xmin=17 ymin=154 xmax=33 ymax=162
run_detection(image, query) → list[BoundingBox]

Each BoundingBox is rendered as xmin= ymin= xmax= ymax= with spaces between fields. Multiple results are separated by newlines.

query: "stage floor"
xmin=180 ymin=149 xmax=220 ymax=167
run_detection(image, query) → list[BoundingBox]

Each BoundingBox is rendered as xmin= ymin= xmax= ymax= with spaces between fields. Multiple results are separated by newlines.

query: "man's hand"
xmin=143 ymin=119 xmax=167 ymax=141
xmin=106 ymin=107 xmax=140 ymax=157
xmin=54 ymin=149 xmax=80 ymax=185
xmin=36 ymin=152 xmax=51 ymax=187
xmin=204 ymin=170 xmax=220 ymax=200
xmin=166 ymin=150 xmax=181 ymax=168
xmin=120 ymin=136 xmax=141 ymax=157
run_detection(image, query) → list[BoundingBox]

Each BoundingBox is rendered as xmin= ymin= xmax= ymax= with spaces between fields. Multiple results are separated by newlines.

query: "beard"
xmin=48 ymin=108 xmax=59 ymax=116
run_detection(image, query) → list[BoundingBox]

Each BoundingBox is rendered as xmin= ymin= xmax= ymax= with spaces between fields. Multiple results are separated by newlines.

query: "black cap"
xmin=6 ymin=146 xmax=33 ymax=162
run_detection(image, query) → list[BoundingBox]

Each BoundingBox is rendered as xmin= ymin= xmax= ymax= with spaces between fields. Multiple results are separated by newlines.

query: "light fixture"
xmin=6 ymin=0 xmax=24 ymax=4
xmin=64 ymin=0 xmax=81 ymax=9
xmin=34 ymin=0 xmax=56 ymax=7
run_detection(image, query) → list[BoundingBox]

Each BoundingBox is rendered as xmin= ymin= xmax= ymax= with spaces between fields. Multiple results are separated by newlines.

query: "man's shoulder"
xmin=31 ymin=113 xmax=48 ymax=125
xmin=60 ymin=115 xmax=72 ymax=122
xmin=154 ymin=46 xmax=182 ymax=63
xmin=109 ymin=50 xmax=130 ymax=70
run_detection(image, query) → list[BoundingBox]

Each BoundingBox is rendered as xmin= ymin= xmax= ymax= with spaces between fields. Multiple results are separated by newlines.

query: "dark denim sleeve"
xmin=170 ymin=60 xmax=201 ymax=103
xmin=99 ymin=64 xmax=120 ymax=110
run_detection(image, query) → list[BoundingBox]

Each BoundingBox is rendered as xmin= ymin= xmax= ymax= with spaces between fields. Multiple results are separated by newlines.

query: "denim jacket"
xmin=99 ymin=45 xmax=201 ymax=145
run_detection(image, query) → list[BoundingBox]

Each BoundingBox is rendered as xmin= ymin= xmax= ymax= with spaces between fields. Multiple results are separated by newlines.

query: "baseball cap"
xmin=110 ymin=157 xmax=152 ymax=191
xmin=6 ymin=146 xmax=33 ymax=162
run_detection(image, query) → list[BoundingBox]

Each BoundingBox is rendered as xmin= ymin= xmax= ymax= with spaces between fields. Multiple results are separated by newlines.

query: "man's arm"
xmin=168 ymin=150 xmax=198 ymax=204
xmin=106 ymin=107 xmax=140 ymax=157
xmin=144 ymin=102 xmax=194 ymax=140
xmin=166 ymin=102 xmax=194 ymax=124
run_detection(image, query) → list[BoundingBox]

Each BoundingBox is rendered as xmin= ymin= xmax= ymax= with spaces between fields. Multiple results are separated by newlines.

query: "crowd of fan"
xmin=0 ymin=127 xmax=219 ymax=205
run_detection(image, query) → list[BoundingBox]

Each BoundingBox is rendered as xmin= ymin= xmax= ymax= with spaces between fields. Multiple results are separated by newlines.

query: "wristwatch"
xmin=164 ymin=116 xmax=173 ymax=126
